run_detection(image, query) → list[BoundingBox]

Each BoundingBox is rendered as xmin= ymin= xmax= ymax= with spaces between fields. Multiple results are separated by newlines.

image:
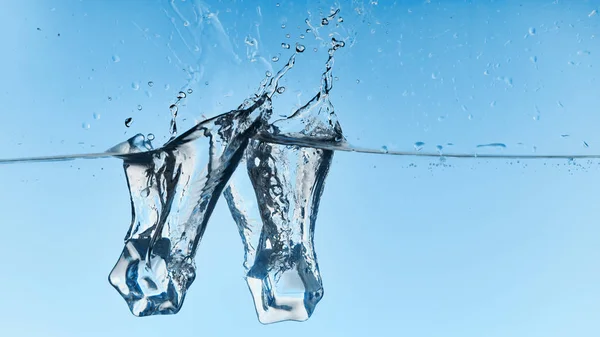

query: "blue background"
xmin=1 ymin=1 xmax=600 ymax=336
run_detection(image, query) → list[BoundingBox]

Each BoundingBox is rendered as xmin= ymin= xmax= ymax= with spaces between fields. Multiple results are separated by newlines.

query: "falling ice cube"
xmin=108 ymin=96 xmax=273 ymax=317
xmin=224 ymin=38 xmax=344 ymax=324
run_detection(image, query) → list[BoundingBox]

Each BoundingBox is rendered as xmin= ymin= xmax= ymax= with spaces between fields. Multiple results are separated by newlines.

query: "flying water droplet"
xmin=528 ymin=27 xmax=536 ymax=36
xmin=530 ymin=56 xmax=537 ymax=63
xmin=82 ymin=123 xmax=90 ymax=129
xmin=590 ymin=9 xmax=598 ymax=17
xmin=170 ymin=104 xmax=178 ymax=117
xmin=112 ymin=55 xmax=120 ymax=63
xmin=295 ymin=44 xmax=306 ymax=53
xmin=125 ymin=117 xmax=133 ymax=127
xmin=281 ymin=43 xmax=290 ymax=49
xmin=132 ymin=82 xmax=140 ymax=90
xmin=93 ymin=112 xmax=101 ymax=120
xmin=177 ymin=91 xmax=186 ymax=99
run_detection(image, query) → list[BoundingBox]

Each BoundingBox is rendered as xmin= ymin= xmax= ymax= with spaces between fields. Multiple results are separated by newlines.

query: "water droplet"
xmin=125 ymin=117 xmax=133 ymax=127
xmin=276 ymin=86 xmax=286 ymax=94
xmin=306 ymin=28 xmax=312 ymax=33
xmin=93 ymin=112 xmax=101 ymax=120
xmin=299 ymin=34 xmax=305 ymax=39
xmin=321 ymin=18 xmax=329 ymax=25
xmin=414 ymin=142 xmax=425 ymax=151
xmin=170 ymin=104 xmax=178 ymax=116
xmin=82 ymin=123 xmax=90 ymax=129
xmin=590 ymin=9 xmax=598 ymax=17
xmin=436 ymin=145 xmax=443 ymax=152
xmin=177 ymin=91 xmax=186 ymax=99
xmin=205 ymin=81 xmax=209 ymax=86
xmin=187 ymin=88 xmax=193 ymax=94
xmin=112 ymin=55 xmax=120 ymax=63
xmin=276 ymin=3 xmax=280 ymax=7
xmin=530 ymin=56 xmax=537 ymax=63
xmin=285 ymin=33 xmax=291 ymax=38
xmin=148 ymin=81 xmax=154 ymax=87
xmin=295 ymin=43 xmax=306 ymax=53
xmin=183 ymin=20 xmax=190 ymax=27
xmin=338 ymin=17 xmax=344 ymax=23
xmin=483 ymin=70 xmax=489 ymax=75
xmin=147 ymin=133 xmax=155 ymax=141
xmin=272 ymin=55 xmax=280 ymax=62
xmin=266 ymin=71 xmax=272 ymax=77
xmin=281 ymin=24 xmax=286 ymax=29
xmin=381 ymin=145 xmax=389 ymax=153
xmin=528 ymin=27 xmax=536 ymax=36
xmin=281 ymin=43 xmax=290 ymax=49
xmin=132 ymin=82 xmax=140 ymax=90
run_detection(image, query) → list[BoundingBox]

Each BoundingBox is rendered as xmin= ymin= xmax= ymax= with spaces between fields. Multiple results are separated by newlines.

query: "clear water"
xmin=2 ymin=1 xmax=600 ymax=336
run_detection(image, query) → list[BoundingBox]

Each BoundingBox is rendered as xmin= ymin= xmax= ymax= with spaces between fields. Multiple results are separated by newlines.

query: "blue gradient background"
xmin=1 ymin=1 xmax=600 ymax=336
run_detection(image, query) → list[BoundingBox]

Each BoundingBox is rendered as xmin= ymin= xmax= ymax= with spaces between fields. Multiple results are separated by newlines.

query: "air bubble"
xmin=286 ymin=33 xmax=291 ymax=38
xmin=281 ymin=24 xmax=286 ymax=29
xmin=147 ymin=133 xmax=155 ymax=141
xmin=125 ymin=117 xmax=133 ymax=127
xmin=295 ymin=44 xmax=306 ymax=53
xmin=528 ymin=27 xmax=536 ymax=36
xmin=187 ymin=88 xmax=193 ymax=94
xmin=112 ymin=55 xmax=120 ymax=63
xmin=148 ymin=81 xmax=154 ymax=87
xmin=276 ymin=86 xmax=286 ymax=94
xmin=338 ymin=17 xmax=344 ymax=23
xmin=266 ymin=71 xmax=272 ymax=77
xmin=321 ymin=18 xmax=329 ymax=25
xmin=82 ymin=123 xmax=90 ymax=129
xmin=177 ymin=91 xmax=186 ymax=99
xmin=132 ymin=82 xmax=140 ymax=90
xmin=93 ymin=112 xmax=101 ymax=120
xmin=281 ymin=43 xmax=290 ymax=49
xmin=272 ymin=56 xmax=280 ymax=62
xmin=299 ymin=34 xmax=305 ymax=39
xmin=137 ymin=105 xmax=142 ymax=111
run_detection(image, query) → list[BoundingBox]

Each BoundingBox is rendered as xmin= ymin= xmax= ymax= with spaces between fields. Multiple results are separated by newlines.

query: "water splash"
xmin=224 ymin=37 xmax=344 ymax=324
xmin=107 ymin=54 xmax=296 ymax=317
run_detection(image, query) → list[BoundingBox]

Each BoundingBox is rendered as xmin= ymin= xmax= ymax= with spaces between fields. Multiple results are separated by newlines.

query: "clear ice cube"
xmin=224 ymin=39 xmax=344 ymax=324
xmin=109 ymin=96 xmax=273 ymax=316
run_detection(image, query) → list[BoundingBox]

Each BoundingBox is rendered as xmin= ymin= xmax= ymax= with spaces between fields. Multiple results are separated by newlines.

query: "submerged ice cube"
xmin=224 ymin=38 xmax=344 ymax=324
xmin=108 ymin=96 xmax=273 ymax=317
